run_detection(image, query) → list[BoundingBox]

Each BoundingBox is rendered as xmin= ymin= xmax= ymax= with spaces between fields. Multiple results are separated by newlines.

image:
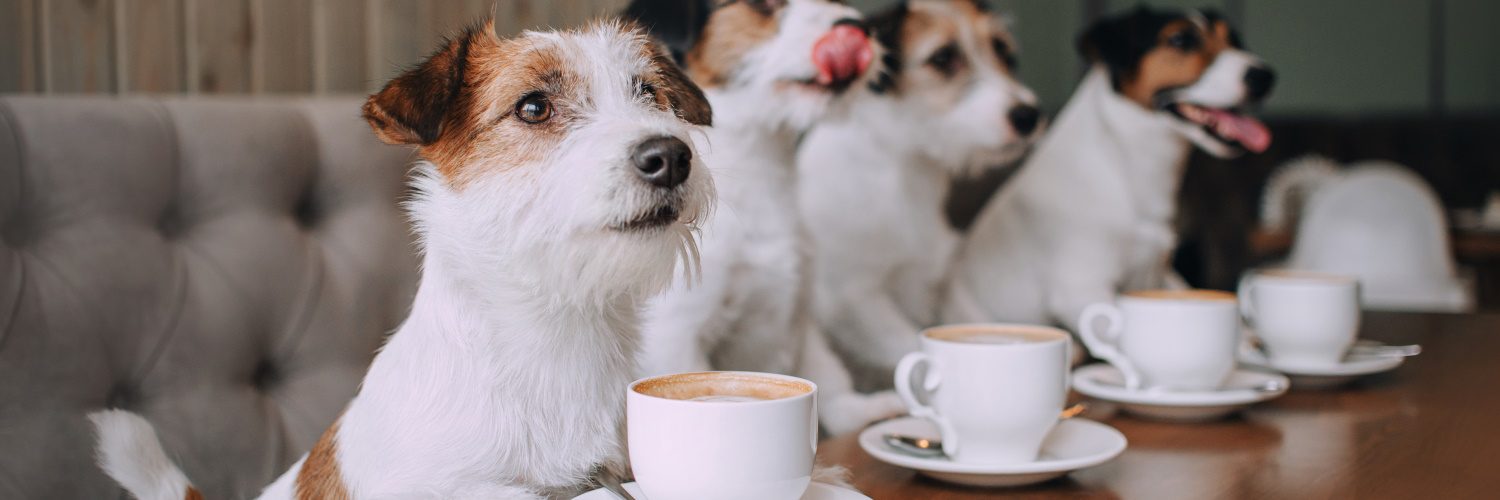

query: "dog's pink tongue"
xmin=812 ymin=25 xmax=873 ymax=88
xmin=1207 ymin=108 xmax=1272 ymax=153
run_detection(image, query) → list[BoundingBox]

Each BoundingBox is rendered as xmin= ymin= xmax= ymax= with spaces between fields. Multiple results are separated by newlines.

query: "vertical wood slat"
xmin=370 ymin=0 xmax=432 ymax=85
xmin=0 ymin=0 xmax=41 ymax=92
xmin=253 ymin=0 xmax=313 ymax=92
xmin=189 ymin=0 xmax=252 ymax=93
xmin=119 ymin=0 xmax=186 ymax=93
xmin=45 ymin=0 xmax=117 ymax=93
xmin=314 ymin=0 xmax=368 ymax=93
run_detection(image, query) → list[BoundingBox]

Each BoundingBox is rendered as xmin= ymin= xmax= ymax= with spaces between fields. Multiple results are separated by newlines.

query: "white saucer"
xmin=1241 ymin=351 xmax=1404 ymax=389
xmin=1072 ymin=364 xmax=1290 ymax=422
xmin=574 ymin=481 xmax=869 ymax=500
xmin=858 ymin=416 xmax=1126 ymax=487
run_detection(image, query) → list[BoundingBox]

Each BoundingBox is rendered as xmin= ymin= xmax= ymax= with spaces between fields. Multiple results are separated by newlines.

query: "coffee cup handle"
xmin=1078 ymin=303 xmax=1143 ymax=391
xmin=894 ymin=352 xmax=960 ymax=457
xmin=1237 ymin=276 xmax=1257 ymax=325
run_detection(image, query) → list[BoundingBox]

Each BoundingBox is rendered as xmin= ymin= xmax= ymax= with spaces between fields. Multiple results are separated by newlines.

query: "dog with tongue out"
xmin=943 ymin=6 xmax=1276 ymax=339
xmin=623 ymin=0 xmax=909 ymax=436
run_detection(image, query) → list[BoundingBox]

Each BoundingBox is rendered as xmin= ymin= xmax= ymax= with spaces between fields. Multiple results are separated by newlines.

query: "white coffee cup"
xmin=627 ymin=371 xmax=816 ymax=500
xmin=894 ymin=324 xmax=1069 ymax=465
xmin=1239 ymin=270 xmax=1360 ymax=367
xmin=1078 ymin=289 xmax=1241 ymax=391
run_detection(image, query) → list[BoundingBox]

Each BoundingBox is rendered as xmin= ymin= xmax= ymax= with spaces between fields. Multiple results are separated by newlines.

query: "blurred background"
xmin=2 ymin=0 xmax=1497 ymax=307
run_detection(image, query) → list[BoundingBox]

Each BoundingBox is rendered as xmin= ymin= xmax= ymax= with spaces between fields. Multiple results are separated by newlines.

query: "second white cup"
xmin=1078 ymin=290 xmax=1241 ymax=391
xmin=894 ymin=324 xmax=1070 ymax=465
xmin=1240 ymin=270 xmax=1361 ymax=367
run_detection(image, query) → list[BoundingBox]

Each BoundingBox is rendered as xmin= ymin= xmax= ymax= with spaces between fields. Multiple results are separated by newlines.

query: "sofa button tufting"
xmin=252 ymin=358 xmax=281 ymax=391
xmin=293 ymin=193 xmax=320 ymax=229
xmin=106 ymin=384 xmax=138 ymax=409
xmin=156 ymin=207 xmax=183 ymax=239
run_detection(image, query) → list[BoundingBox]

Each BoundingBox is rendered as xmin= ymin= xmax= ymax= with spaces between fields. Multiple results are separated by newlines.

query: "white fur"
xmin=638 ymin=0 xmax=904 ymax=435
xmin=945 ymin=58 xmax=1259 ymax=334
xmin=87 ymin=410 xmax=195 ymax=500
xmin=89 ymin=23 xmax=714 ymax=500
xmin=798 ymin=0 xmax=1038 ymax=386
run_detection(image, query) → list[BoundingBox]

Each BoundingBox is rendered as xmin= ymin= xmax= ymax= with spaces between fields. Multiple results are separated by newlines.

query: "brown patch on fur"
xmin=295 ymin=419 xmax=351 ymax=500
xmin=184 ymin=487 xmax=204 ymax=500
xmin=1121 ymin=19 xmax=1234 ymax=106
xmin=363 ymin=22 xmax=712 ymax=188
xmin=685 ymin=3 xmax=778 ymax=87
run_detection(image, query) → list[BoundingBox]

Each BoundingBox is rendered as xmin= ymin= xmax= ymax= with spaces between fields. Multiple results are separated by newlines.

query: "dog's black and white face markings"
xmin=1080 ymin=6 xmax=1276 ymax=156
xmin=858 ymin=0 xmax=1037 ymax=168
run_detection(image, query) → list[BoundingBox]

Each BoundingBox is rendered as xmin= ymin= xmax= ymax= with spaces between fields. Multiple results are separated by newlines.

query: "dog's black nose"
xmin=1244 ymin=67 xmax=1276 ymax=101
xmin=631 ymin=136 xmax=692 ymax=188
xmin=1008 ymin=105 xmax=1041 ymax=135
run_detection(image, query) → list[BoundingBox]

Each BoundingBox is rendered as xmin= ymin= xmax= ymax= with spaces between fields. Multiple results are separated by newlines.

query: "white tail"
xmin=88 ymin=410 xmax=197 ymax=500
xmin=1260 ymin=155 xmax=1341 ymax=231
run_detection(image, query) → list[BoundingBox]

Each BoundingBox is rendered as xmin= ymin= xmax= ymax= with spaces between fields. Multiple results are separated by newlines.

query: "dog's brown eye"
xmin=926 ymin=44 xmax=961 ymax=76
xmin=515 ymin=93 xmax=552 ymax=124
xmin=639 ymin=82 xmax=658 ymax=100
xmin=1167 ymin=30 xmax=1201 ymax=51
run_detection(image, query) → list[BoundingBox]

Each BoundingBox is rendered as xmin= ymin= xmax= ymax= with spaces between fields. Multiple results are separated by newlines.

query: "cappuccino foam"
xmin=634 ymin=372 xmax=812 ymax=402
xmin=927 ymin=326 xmax=1066 ymax=345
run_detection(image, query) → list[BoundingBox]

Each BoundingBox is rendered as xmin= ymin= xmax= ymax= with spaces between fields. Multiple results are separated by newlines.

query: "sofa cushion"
xmin=0 ymin=97 xmax=418 ymax=498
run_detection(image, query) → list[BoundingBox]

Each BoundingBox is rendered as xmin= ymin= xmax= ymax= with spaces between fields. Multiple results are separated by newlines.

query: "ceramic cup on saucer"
xmin=1239 ymin=270 xmax=1360 ymax=368
xmin=1078 ymin=290 xmax=1241 ymax=391
xmin=894 ymin=324 xmax=1070 ymax=465
xmin=628 ymin=371 xmax=817 ymax=500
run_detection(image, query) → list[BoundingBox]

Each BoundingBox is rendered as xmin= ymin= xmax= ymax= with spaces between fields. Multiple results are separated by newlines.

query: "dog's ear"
xmin=1195 ymin=8 xmax=1244 ymax=48
xmin=866 ymin=1 xmax=910 ymax=94
xmin=1077 ymin=6 xmax=1157 ymax=89
xmin=649 ymin=43 xmax=713 ymax=127
xmin=622 ymin=0 xmax=715 ymax=63
xmin=362 ymin=22 xmax=485 ymax=145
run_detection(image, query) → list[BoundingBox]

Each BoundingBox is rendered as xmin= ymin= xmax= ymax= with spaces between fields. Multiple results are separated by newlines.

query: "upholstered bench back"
xmin=0 ymin=97 xmax=418 ymax=498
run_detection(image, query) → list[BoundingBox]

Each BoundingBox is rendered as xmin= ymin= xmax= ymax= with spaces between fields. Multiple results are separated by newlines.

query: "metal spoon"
xmin=883 ymin=403 xmax=1089 ymax=459
xmin=1094 ymin=378 xmax=1286 ymax=394
xmin=1349 ymin=342 xmax=1422 ymax=358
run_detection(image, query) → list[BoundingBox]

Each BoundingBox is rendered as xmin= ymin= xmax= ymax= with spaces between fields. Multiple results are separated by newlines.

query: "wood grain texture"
xmin=313 ymin=0 xmax=367 ymax=92
xmin=817 ymin=312 xmax=1500 ymax=499
xmin=0 ymin=0 xmax=41 ymax=92
xmin=188 ymin=0 xmax=252 ymax=93
xmin=119 ymin=0 xmax=185 ymax=92
xmin=369 ymin=0 xmax=431 ymax=85
xmin=253 ymin=0 xmax=313 ymax=92
xmin=44 ymin=0 xmax=116 ymax=92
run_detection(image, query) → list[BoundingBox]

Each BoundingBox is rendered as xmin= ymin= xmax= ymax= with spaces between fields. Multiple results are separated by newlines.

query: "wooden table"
xmin=816 ymin=312 xmax=1500 ymax=499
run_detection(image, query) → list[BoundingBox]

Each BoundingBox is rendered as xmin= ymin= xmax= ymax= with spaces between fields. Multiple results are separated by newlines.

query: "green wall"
xmin=849 ymin=0 xmax=1499 ymax=116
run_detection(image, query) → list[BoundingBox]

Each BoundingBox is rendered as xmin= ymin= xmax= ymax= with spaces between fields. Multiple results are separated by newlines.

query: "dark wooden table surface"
xmin=817 ymin=312 xmax=1500 ymax=499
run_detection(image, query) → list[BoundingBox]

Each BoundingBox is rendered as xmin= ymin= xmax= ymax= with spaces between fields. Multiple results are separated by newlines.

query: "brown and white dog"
xmin=623 ymin=0 xmax=906 ymax=435
xmin=945 ymin=6 xmax=1275 ymax=334
xmin=798 ymin=0 xmax=1040 ymax=388
xmin=89 ymin=20 xmax=715 ymax=499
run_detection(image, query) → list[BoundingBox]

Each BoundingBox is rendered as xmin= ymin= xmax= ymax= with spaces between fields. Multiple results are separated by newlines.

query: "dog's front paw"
xmin=820 ymin=390 xmax=907 ymax=436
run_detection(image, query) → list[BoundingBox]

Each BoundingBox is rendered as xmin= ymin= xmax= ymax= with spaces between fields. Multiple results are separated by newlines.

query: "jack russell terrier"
xmin=89 ymin=20 xmax=716 ymax=499
xmin=944 ymin=6 xmax=1275 ymax=334
xmin=623 ymin=0 xmax=904 ymax=435
xmin=798 ymin=0 xmax=1040 ymax=388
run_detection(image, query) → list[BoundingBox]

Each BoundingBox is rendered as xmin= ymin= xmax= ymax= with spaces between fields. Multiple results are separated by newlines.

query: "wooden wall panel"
xmin=119 ymin=0 xmax=185 ymax=93
xmin=313 ymin=0 xmax=368 ymax=93
xmin=254 ymin=0 xmax=314 ymax=92
xmin=44 ymin=0 xmax=116 ymax=93
xmin=370 ymin=0 xmax=433 ymax=85
xmin=188 ymin=0 xmax=252 ymax=93
xmin=0 ymin=0 xmax=41 ymax=92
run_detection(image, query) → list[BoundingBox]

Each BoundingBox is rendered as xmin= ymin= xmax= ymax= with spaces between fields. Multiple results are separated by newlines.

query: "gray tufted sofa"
xmin=0 ymin=96 xmax=420 ymax=498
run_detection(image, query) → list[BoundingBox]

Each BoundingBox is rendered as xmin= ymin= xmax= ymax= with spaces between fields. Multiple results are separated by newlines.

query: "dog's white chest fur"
xmin=944 ymin=68 xmax=1191 ymax=330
